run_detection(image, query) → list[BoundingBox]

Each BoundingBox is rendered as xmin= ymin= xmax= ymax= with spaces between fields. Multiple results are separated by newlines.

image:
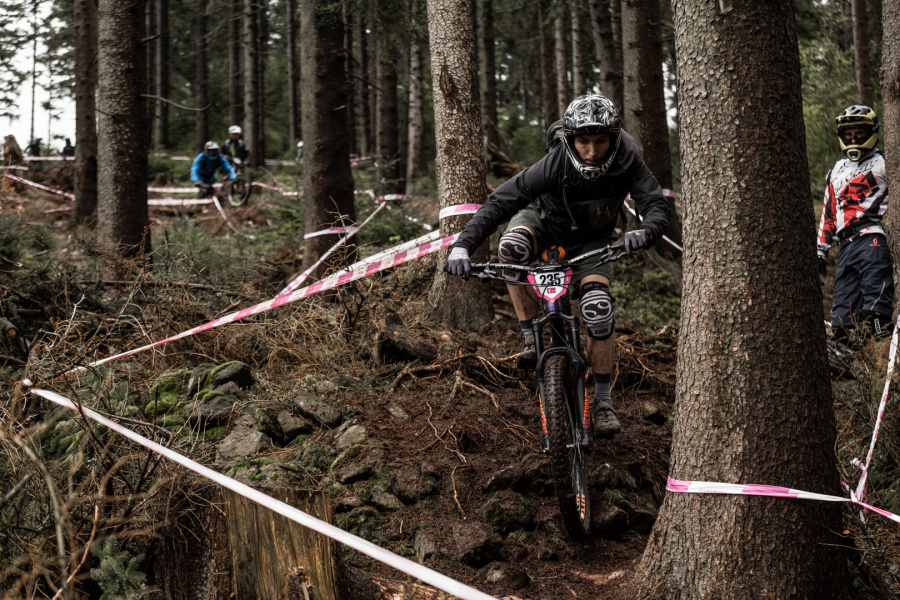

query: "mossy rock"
xmin=204 ymin=361 xmax=254 ymax=390
xmin=203 ymin=426 xmax=227 ymax=443
xmin=337 ymin=507 xmax=384 ymax=545
xmin=480 ymin=491 xmax=536 ymax=535
xmin=145 ymin=370 xmax=190 ymax=415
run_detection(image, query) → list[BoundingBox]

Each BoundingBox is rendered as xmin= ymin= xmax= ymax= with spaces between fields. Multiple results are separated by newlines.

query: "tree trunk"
xmin=375 ymin=4 xmax=400 ymax=193
xmin=425 ymin=0 xmax=493 ymax=331
xmin=357 ymin=10 xmax=370 ymax=156
xmin=588 ymin=0 xmax=624 ymax=111
xmin=97 ymin=0 xmax=150 ymax=276
xmin=145 ymin=0 xmax=155 ymax=128
xmin=881 ymin=0 xmax=900 ymax=304
xmin=72 ymin=0 xmax=98 ymax=226
xmin=343 ymin=1 xmax=357 ymax=155
xmin=286 ymin=0 xmax=298 ymax=149
xmin=554 ymin=0 xmax=571 ymax=118
xmin=229 ymin=0 xmax=241 ymax=126
xmin=633 ymin=2 xmax=849 ymax=596
xmin=852 ymin=0 xmax=874 ymax=106
xmin=300 ymin=0 xmax=356 ymax=279
xmin=620 ymin=0 xmax=679 ymax=251
xmin=243 ymin=0 xmax=260 ymax=168
xmin=538 ymin=0 xmax=557 ymax=127
xmin=406 ymin=0 xmax=428 ymax=181
xmin=570 ymin=1 xmax=585 ymax=95
xmin=195 ymin=0 xmax=209 ymax=153
xmin=367 ymin=2 xmax=378 ymax=157
xmin=154 ymin=0 xmax=169 ymax=150
xmin=478 ymin=0 xmax=501 ymax=150
xmin=256 ymin=3 xmax=267 ymax=164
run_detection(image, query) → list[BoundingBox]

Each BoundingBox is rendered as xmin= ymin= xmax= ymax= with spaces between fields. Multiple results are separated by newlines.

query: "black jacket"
xmin=453 ymin=131 xmax=670 ymax=253
xmin=221 ymin=138 xmax=250 ymax=161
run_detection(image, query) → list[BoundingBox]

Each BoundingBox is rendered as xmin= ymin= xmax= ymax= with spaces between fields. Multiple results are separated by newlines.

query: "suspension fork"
xmin=533 ymin=311 xmax=589 ymax=437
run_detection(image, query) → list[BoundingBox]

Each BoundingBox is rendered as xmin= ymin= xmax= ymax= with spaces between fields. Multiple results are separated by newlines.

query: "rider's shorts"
xmin=507 ymin=204 xmax=617 ymax=292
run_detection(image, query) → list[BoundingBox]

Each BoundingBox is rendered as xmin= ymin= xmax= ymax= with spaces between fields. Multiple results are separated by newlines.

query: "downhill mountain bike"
xmin=469 ymin=243 xmax=626 ymax=539
xmin=224 ymin=156 xmax=251 ymax=206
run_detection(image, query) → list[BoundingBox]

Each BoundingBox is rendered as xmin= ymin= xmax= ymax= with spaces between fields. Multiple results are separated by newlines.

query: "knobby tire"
xmin=544 ymin=354 xmax=590 ymax=539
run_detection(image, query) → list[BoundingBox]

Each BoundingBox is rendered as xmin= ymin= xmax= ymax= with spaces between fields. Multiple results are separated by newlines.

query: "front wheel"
xmin=544 ymin=354 xmax=591 ymax=539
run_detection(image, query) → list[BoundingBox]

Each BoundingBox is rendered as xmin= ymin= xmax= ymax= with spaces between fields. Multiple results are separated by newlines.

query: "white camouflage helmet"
xmin=228 ymin=125 xmax=242 ymax=135
xmin=562 ymin=94 xmax=622 ymax=181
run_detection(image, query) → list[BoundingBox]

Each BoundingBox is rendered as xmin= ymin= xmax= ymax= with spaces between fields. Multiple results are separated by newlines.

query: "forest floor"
xmin=1 ymin=165 xmax=899 ymax=599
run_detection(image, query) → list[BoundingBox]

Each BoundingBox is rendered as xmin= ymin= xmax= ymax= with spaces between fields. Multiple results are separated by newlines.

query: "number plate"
xmin=527 ymin=269 xmax=572 ymax=301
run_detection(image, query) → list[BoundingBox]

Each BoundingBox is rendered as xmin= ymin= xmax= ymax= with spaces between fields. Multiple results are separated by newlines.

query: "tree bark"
xmin=343 ymin=1 xmax=357 ymax=155
xmin=145 ymin=0 xmax=155 ymax=127
xmin=375 ymin=2 xmax=401 ymax=193
xmin=286 ymin=0 xmax=298 ymax=149
xmin=881 ymin=0 xmax=900 ymax=305
xmin=554 ymin=0 xmax=571 ymax=118
xmin=538 ymin=0 xmax=557 ymax=127
xmin=478 ymin=0 xmax=501 ymax=150
xmin=243 ymin=0 xmax=260 ymax=167
xmin=154 ymin=0 xmax=169 ymax=150
xmin=633 ymin=2 xmax=849 ymax=596
xmin=588 ymin=0 xmax=624 ymax=111
xmin=406 ymin=0 xmax=428 ymax=181
xmin=367 ymin=1 xmax=378 ymax=157
xmin=195 ymin=0 xmax=209 ymax=153
xmin=72 ymin=0 xmax=98 ymax=226
xmin=300 ymin=0 xmax=356 ymax=279
xmin=256 ymin=3 xmax=268 ymax=164
xmin=97 ymin=0 xmax=150 ymax=276
xmin=229 ymin=0 xmax=242 ymax=126
xmin=570 ymin=1 xmax=585 ymax=96
xmin=357 ymin=9 xmax=371 ymax=156
xmin=852 ymin=0 xmax=874 ymax=106
xmin=425 ymin=0 xmax=493 ymax=331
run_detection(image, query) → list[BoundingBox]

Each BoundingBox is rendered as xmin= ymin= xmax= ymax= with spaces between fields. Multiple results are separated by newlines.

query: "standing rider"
xmin=817 ymin=105 xmax=894 ymax=343
xmin=221 ymin=125 xmax=250 ymax=164
xmin=445 ymin=94 xmax=670 ymax=440
xmin=191 ymin=141 xmax=237 ymax=197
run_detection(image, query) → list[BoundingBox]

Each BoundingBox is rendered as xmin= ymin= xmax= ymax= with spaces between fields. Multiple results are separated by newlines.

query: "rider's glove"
xmin=623 ymin=229 xmax=649 ymax=256
xmin=446 ymin=247 xmax=471 ymax=279
xmin=193 ymin=181 xmax=202 ymax=187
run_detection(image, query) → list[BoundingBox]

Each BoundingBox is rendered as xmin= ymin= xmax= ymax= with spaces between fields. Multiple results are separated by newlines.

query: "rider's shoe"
xmin=593 ymin=400 xmax=621 ymax=438
xmin=517 ymin=338 xmax=536 ymax=369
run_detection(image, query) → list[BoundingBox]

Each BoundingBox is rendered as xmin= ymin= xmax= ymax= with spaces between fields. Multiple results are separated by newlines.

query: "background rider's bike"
xmin=224 ymin=156 xmax=251 ymax=207
xmin=469 ymin=243 xmax=626 ymax=539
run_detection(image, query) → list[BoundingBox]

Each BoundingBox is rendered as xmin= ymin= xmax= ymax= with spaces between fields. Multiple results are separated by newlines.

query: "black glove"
xmin=818 ymin=256 xmax=827 ymax=278
xmin=446 ymin=247 xmax=471 ymax=279
xmin=623 ymin=230 xmax=649 ymax=256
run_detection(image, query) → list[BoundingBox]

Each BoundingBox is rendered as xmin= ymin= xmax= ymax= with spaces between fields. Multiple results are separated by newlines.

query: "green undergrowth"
xmin=610 ymin=255 xmax=681 ymax=333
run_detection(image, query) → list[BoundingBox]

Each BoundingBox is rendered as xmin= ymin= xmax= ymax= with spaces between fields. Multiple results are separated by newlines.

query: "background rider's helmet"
xmin=228 ymin=125 xmax=242 ymax=136
xmin=562 ymin=94 xmax=621 ymax=181
xmin=835 ymin=105 xmax=879 ymax=161
xmin=204 ymin=141 xmax=220 ymax=159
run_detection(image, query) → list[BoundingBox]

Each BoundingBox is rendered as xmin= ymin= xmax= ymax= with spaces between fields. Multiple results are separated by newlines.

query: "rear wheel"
xmin=544 ymin=354 xmax=590 ymax=539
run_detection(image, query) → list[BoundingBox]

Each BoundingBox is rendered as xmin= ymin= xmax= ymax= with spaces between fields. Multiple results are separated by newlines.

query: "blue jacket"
xmin=191 ymin=153 xmax=237 ymax=184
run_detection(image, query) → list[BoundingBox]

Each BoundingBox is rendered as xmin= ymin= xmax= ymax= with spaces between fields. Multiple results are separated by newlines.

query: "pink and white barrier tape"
xmin=55 ymin=233 xmax=458 ymax=379
xmin=147 ymin=186 xmax=219 ymax=193
xmin=24 ymin=156 xmax=72 ymax=161
xmin=26 ymin=386 xmax=497 ymax=600
xmin=147 ymin=198 xmax=214 ymax=207
xmin=439 ymin=204 xmax=483 ymax=220
xmin=379 ymin=193 xmax=404 ymax=201
xmin=667 ymin=477 xmax=900 ymax=525
xmin=304 ymin=226 xmax=359 ymax=239
xmin=3 ymin=173 xmax=75 ymax=199
xmin=279 ymin=201 xmax=387 ymax=296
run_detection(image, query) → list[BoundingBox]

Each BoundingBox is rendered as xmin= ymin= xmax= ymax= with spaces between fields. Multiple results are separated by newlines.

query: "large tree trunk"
xmin=852 ymin=0 xmax=874 ymax=106
xmin=343 ymin=2 xmax=357 ymax=155
xmin=195 ymin=0 xmax=209 ymax=153
xmin=570 ymin=1 xmax=585 ymax=95
xmin=589 ymin=0 xmax=624 ymax=111
xmin=299 ymin=0 xmax=356 ymax=278
xmin=477 ymin=0 xmax=500 ymax=151
xmin=154 ymin=0 xmax=169 ymax=150
xmin=554 ymin=0 xmax=571 ymax=118
xmin=229 ymin=0 xmax=241 ymax=126
xmin=286 ymin=0 xmax=298 ymax=149
xmin=256 ymin=3 xmax=267 ymax=164
xmin=406 ymin=0 xmax=428 ymax=181
xmin=243 ymin=0 xmax=260 ymax=168
xmin=97 ymin=0 xmax=150 ymax=276
xmin=367 ymin=2 xmax=378 ymax=157
xmin=357 ymin=9 xmax=370 ymax=156
xmin=375 ymin=3 xmax=401 ymax=193
xmin=620 ymin=0 xmax=679 ymax=251
xmin=538 ymin=0 xmax=557 ymax=127
xmin=72 ymin=0 xmax=98 ymax=226
xmin=145 ymin=0 xmax=155 ymax=128
xmin=881 ymin=0 xmax=900 ymax=304
xmin=425 ymin=0 xmax=493 ymax=331
xmin=633 ymin=2 xmax=849 ymax=596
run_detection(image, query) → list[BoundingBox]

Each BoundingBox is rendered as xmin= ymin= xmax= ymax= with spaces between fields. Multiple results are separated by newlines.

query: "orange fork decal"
xmin=539 ymin=393 xmax=549 ymax=435
xmin=583 ymin=383 xmax=591 ymax=429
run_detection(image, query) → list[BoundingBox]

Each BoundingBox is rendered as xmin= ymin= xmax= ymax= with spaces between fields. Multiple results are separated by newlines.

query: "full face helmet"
xmin=835 ymin=105 xmax=879 ymax=161
xmin=228 ymin=125 xmax=242 ymax=136
xmin=562 ymin=94 xmax=622 ymax=180
xmin=204 ymin=140 xmax=220 ymax=159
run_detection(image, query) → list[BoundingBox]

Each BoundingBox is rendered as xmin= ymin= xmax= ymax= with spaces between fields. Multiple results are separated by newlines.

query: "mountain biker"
xmin=221 ymin=125 xmax=250 ymax=164
xmin=191 ymin=141 xmax=237 ymax=197
xmin=816 ymin=105 xmax=894 ymax=344
xmin=446 ymin=94 xmax=670 ymax=439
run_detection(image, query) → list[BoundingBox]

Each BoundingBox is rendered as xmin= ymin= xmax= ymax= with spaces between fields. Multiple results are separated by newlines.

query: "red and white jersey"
xmin=816 ymin=150 xmax=888 ymax=255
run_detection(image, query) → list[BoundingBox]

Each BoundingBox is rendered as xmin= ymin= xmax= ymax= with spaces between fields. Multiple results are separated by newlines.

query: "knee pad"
xmin=498 ymin=229 xmax=533 ymax=282
xmin=580 ymin=281 xmax=615 ymax=340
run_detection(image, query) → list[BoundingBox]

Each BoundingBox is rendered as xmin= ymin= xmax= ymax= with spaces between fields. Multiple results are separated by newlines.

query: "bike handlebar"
xmin=466 ymin=243 xmax=627 ymax=282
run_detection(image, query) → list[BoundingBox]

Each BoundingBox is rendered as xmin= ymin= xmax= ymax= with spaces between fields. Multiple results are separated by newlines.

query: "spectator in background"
xmin=24 ymin=138 xmax=42 ymax=157
xmin=62 ymin=138 xmax=75 ymax=157
xmin=296 ymin=140 xmax=304 ymax=161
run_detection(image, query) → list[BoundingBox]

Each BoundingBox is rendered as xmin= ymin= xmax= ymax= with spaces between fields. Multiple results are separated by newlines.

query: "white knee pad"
xmin=580 ymin=281 xmax=614 ymax=340
xmin=498 ymin=229 xmax=533 ymax=282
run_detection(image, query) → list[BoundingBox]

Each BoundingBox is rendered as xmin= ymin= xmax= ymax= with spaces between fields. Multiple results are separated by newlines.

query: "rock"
xmin=277 ymin=411 xmax=313 ymax=440
xmin=414 ymin=530 xmax=438 ymax=563
xmin=593 ymin=463 xmax=638 ymax=491
xmin=643 ymin=401 xmax=669 ymax=426
xmin=334 ymin=495 xmax=364 ymax=513
xmin=501 ymin=530 xmax=530 ymax=562
xmin=338 ymin=507 xmax=383 ymax=544
xmin=628 ymin=506 xmax=658 ymax=534
xmin=592 ymin=506 xmax=629 ymax=539
xmin=299 ymin=441 xmax=327 ymax=471
xmin=483 ymin=465 xmax=524 ymax=493
xmin=535 ymin=542 xmax=559 ymax=561
xmin=243 ymin=407 xmax=282 ymax=441
xmin=387 ymin=402 xmax=409 ymax=420
xmin=213 ymin=381 xmax=244 ymax=398
xmin=481 ymin=491 xmax=535 ymax=535
xmin=187 ymin=364 xmax=216 ymax=396
xmin=217 ymin=428 xmax=272 ymax=459
xmin=316 ymin=379 xmax=338 ymax=394
xmin=207 ymin=361 xmax=255 ymax=389
xmin=337 ymin=463 xmax=376 ymax=485
xmin=520 ymin=453 xmax=553 ymax=494
xmin=452 ymin=522 xmax=499 ymax=567
xmin=293 ymin=395 xmax=342 ymax=428
xmin=483 ymin=562 xmax=530 ymax=590
xmin=181 ymin=395 xmax=239 ymax=425
xmin=333 ymin=421 xmax=367 ymax=450
xmin=388 ymin=464 xmax=437 ymax=504
xmin=370 ymin=485 xmax=404 ymax=512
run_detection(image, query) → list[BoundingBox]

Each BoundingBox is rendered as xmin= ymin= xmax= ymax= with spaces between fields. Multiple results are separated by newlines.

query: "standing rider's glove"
xmin=818 ymin=256 xmax=827 ymax=279
xmin=623 ymin=230 xmax=649 ymax=256
xmin=446 ymin=247 xmax=471 ymax=280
